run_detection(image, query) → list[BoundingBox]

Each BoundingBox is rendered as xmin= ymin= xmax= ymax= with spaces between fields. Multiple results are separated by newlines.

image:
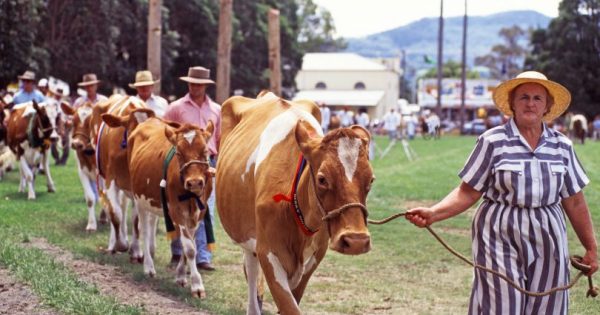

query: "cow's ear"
xmin=101 ymin=113 xmax=127 ymax=128
xmin=295 ymin=120 xmax=319 ymax=157
xmin=350 ymin=125 xmax=371 ymax=147
xmin=32 ymin=100 xmax=40 ymax=112
xmin=203 ymin=120 xmax=214 ymax=140
xmin=164 ymin=120 xmax=181 ymax=129
xmin=61 ymin=102 xmax=75 ymax=116
xmin=164 ymin=126 xmax=177 ymax=145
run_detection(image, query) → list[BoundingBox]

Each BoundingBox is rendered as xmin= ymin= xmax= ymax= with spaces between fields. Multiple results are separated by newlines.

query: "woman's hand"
xmin=405 ymin=207 xmax=436 ymax=228
xmin=582 ymin=249 xmax=599 ymax=276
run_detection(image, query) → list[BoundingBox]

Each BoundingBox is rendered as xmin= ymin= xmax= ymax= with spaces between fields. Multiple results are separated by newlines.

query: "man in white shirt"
xmin=383 ymin=108 xmax=400 ymax=140
xmin=129 ymin=70 xmax=168 ymax=117
xmin=73 ymin=73 xmax=108 ymax=109
xmin=318 ymin=102 xmax=331 ymax=133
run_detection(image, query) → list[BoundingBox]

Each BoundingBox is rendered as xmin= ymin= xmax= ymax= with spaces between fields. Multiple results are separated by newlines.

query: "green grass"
xmin=0 ymin=135 xmax=599 ymax=314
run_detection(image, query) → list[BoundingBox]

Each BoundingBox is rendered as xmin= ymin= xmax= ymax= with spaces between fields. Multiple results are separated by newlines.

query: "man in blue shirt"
xmin=12 ymin=71 xmax=46 ymax=107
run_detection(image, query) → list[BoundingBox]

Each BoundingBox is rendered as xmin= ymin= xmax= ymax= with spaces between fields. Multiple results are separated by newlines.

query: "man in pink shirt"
xmin=164 ymin=66 xmax=221 ymax=271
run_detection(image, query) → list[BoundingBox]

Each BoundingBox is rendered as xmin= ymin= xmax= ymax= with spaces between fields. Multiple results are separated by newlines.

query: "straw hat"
xmin=129 ymin=70 xmax=159 ymax=88
xmin=38 ymin=78 xmax=48 ymax=87
xmin=77 ymin=73 xmax=101 ymax=87
xmin=18 ymin=70 xmax=36 ymax=81
xmin=179 ymin=66 xmax=215 ymax=85
xmin=492 ymin=71 xmax=571 ymax=122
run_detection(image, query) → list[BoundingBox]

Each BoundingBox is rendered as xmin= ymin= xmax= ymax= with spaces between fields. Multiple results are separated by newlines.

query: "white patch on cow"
xmin=239 ymin=238 xmax=257 ymax=252
xmin=250 ymin=107 xmax=323 ymax=176
xmin=337 ymin=137 xmax=361 ymax=182
xmin=267 ymin=252 xmax=297 ymax=303
xmin=77 ymin=107 xmax=93 ymax=122
xmin=183 ymin=130 xmax=196 ymax=145
xmin=241 ymin=148 xmax=258 ymax=182
xmin=21 ymin=104 xmax=36 ymax=116
xmin=133 ymin=111 xmax=149 ymax=124
xmin=135 ymin=194 xmax=163 ymax=217
xmin=303 ymin=255 xmax=317 ymax=275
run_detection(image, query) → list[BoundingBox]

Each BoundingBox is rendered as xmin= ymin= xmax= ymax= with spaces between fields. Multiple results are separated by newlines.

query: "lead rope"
xmin=368 ymin=212 xmax=599 ymax=298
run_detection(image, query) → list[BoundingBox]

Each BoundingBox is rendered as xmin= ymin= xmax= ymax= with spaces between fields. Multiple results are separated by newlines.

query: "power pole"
xmin=268 ymin=9 xmax=281 ymax=96
xmin=460 ymin=0 xmax=468 ymax=130
xmin=436 ymin=0 xmax=444 ymax=118
xmin=216 ymin=0 xmax=233 ymax=104
xmin=147 ymin=0 xmax=162 ymax=94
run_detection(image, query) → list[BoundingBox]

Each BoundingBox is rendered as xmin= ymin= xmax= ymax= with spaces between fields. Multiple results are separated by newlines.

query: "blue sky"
xmin=313 ymin=0 xmax=562 ymax=38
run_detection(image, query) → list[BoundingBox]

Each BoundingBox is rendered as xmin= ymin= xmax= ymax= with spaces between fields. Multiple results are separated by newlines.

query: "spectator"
xmin=129 ymin=70 xmax=168 ymax=117
xmin=73 ymin=73 xmax=107 ymax=109
xmin=12 ymin=71 xmax=46 ymax=106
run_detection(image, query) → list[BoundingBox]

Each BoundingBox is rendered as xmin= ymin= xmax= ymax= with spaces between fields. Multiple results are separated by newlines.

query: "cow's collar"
xmin=273 ymin=155 xmax=320 ymax=236
xmin=26 ymin=112 xmax=50 ymax=151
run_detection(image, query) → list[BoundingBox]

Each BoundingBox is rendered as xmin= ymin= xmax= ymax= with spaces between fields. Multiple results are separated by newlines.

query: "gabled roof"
xmin=301 ymin=53 xmax=387 ymax=71
xmin=293 ymin=90 xmax=385 ymax=107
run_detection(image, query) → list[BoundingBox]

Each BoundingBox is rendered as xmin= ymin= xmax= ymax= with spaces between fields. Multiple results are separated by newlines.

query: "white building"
xmin=294 ymin=53 xmax=400 ymax=120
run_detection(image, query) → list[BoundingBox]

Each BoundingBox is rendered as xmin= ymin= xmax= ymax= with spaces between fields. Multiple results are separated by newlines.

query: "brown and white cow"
xmin=102 ymin=108 xmax=213 ymax=298
xmin=7 ymin=101 xmax=60 ymax=199
xmin=60 ymin=101 xmax=107 ymax=232
xmin=89 ymin=95 xmax=144 ymax=256
xmin=216 ymin=92 xmax=374 ymax=314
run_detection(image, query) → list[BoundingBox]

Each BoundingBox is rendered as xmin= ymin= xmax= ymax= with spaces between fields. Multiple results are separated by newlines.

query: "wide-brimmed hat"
xmin=492 ymin=71 xmax=571 ymax=122
xmin=179 ymin=66 xmax=215 ymax=85
xmin=18 ymin=70 xmax=36 ymax=81
xmin=129 ymin=70 xmax=159 ymax=88
xmin=38 ymin=78 xmax=48 ymax=87
xmin=77 ymin=73 xmax=101 ymax=87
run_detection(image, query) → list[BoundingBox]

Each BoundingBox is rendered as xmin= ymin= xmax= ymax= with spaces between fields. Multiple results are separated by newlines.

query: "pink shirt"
xmin=164 ymin=93 xmax=221 ymax=155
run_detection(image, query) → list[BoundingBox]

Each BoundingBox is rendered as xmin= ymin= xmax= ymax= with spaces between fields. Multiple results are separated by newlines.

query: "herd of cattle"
xmin=0 ymin=92 xmax=375 ymax=314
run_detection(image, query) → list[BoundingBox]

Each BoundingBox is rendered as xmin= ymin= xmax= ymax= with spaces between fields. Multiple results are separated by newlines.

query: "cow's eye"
xmin=317 ymin=174 xmax=328 ymax=188
xmin=366 ymin=176 xmax=375 ymax=192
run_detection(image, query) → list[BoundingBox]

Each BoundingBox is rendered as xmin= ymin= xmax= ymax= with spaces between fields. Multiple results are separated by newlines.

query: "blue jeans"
xmin=170 ymin=156 xmax=216 ymax=263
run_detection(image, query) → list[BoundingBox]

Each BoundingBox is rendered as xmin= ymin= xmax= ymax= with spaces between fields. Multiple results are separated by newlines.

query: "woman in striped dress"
xmin=406 ymin=71 xmax=598 ymax=314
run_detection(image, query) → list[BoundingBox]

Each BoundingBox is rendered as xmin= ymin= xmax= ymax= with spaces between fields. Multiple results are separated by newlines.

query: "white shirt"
xmin=383 ymin=111 xmax=400 ymax=131
xmin=136 ymin=94 xmax=168 ymax=118
xmin=356 ymin=112 xmax=370 ymax=128
xmin=320 ymin=106 xmax=331 ymax=129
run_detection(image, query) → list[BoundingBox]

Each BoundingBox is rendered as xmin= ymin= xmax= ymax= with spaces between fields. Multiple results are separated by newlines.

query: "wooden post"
xmin=216 ymin=0 xmax=233 ymax=104
xmin=460 ymin=0 xmax=468 ymax=131
xmin=268 ymin=9 xmax=281 ymax=96
xmin=436 ymin=0 xmax=444 ymax=118
xmin=147 ymin=0 xmax=162 ymax=94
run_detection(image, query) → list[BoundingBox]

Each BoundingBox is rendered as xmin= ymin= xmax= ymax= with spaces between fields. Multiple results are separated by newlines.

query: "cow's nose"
xmin=332 ymin=232 xmax=371 ymax=255
xmin=185 ymin=178 xmax=205 ymax=191
xmin=50 ymin=130 xmax=59 ymax=140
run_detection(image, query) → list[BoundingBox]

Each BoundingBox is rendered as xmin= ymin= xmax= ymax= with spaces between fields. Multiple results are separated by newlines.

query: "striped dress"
xmin=459 ymin=118 xmax=589 ymax=315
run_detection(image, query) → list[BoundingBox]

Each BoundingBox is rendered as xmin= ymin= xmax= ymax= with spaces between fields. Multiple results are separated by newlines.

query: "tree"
xmin=421 ymin=60 xmax=479 ymax=79
xmin=526 ymin=0 xmax=600 ymax=117
xmin=297 ymin=0 xmax=346 ymax=53
xmin=474 ymin=25 xmax=528 ymax=80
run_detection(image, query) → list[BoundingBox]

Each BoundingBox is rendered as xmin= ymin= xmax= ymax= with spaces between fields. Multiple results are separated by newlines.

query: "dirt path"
xmin=0 ymin=267 xmax=57 ymax=315
xmin=24 ymin=238 xmax=210 ymax=315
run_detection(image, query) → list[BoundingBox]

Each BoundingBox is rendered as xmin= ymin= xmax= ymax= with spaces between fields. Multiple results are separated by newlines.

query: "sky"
xmin=313 ymin=0 xmax=562 ymax=38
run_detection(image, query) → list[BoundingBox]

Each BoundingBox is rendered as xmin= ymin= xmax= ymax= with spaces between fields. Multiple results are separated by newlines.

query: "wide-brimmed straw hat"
xmin=18 ymin=70 xmax=36 ymax=81
xmin=179 ymin=66 xmax=215 ymax=85
xmin=77 ymin=73 xmax=101 ymax=87
xmin=492 ymin=71 xmax=571 ymax=122
xmin=129 ymin=70 xmax=159 ymax=88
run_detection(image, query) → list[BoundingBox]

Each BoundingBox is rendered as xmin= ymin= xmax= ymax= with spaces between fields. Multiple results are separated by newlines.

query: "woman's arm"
xmin=562 ymin=191 xmax=598 ymax=275
xmin=406 ymin=181 xmax=482 ymax=227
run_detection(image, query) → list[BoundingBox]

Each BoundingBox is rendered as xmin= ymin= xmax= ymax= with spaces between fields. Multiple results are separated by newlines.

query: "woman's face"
xmin=510 ymin=83 xmax=550 ymax=126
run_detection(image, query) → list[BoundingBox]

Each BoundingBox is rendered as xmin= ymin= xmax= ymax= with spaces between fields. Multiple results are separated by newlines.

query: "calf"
xmin=103 ymin=108 xmax=214 ymax=298
xmin=7 ymin=101 xmax=60 ymax=199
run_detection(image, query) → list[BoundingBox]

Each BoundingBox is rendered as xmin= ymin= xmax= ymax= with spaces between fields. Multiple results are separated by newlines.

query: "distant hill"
xmin=345 ymin=10 xmax=551 ymax=68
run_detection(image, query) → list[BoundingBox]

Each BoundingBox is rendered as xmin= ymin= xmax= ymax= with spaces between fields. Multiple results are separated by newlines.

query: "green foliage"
xmin=474 ymin=25 xmax=529 ymax=79
xmin=526 ymin=0 xmax=600 ymax=118
xmin=420 ymin=60 xmax=480 ymax=79
xmin=297 ymin=0 xmax=347 ymax=53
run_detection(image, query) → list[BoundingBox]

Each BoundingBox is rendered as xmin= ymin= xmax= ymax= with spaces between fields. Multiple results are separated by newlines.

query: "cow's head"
xmin=62 ymin=102 xmax=94 ymax=153
xmin=296 ymin=120 xmax=374 ymax=255
xmin=165 ymin=122 xmax=214 ymax=196
xmin=32 ymin=101 xmax=59 ymax=143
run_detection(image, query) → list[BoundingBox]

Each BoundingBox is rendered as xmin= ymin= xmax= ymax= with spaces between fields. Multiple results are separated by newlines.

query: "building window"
xmin=354 ymin=82 xmax=366 ymax=90
xmin=315 ymin=82 xmax=327 ymax=90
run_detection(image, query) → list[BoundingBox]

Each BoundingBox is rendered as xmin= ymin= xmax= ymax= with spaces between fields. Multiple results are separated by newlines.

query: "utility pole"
xmin=216 ymin=0 xmax=233 ymax=103
xmin=268 ymin=9 xmax=281 ymax=96
xmin=147 ymin=0 xmax=162 ymax=94
xmin=436 ymin=0 xmax=444 ymax=118
xmin=460 ymin=0 xmax=468 ymax=130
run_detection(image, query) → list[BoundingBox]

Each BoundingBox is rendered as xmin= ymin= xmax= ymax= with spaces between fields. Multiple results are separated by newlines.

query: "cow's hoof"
xmin=145 ymin=270 xmax=156 ymax=278
xmin=85 ymin=228 xmax=96 ymax=233
xmin=176 ymin=278 xmax=187 ymax=287
xmin=47 ymin=187 xmax=55 ymax=193
xmin=129 ymin=255 xmax=143 ymax=264
xmin=191 ymin=289 xmax=206 ymax=299
xmin=115 ymin=241 xmax=129 ymax=253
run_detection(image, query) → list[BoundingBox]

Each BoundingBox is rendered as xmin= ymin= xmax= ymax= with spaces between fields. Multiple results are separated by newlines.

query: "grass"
xmin=0 ymin=135 xmax=599 ymax=314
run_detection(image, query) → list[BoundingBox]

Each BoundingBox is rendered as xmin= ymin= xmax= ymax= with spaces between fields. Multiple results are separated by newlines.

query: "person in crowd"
xmin=318 ymin=102 xmax=331 ymax=134
xmin=593 ymin=114 xmax=600 ymax=141
xmin=37 ymin=78 xmax=49 ymax=96
xmin=129 ymin=70 xmax=168 ymax=117
xmin=382 ymin=107 xmax=400 ymax=141
xmin=48 ymin=86 xmax=70 ymax=165
xmin=406 ymin=71 xmax=598 ymax=314
xmin=164 ymin=66 xmax=221 ymax=271
xmin=12 ymin=71 xmax=46 ymax=106
xmin=356 ymin=107 xmax=370 ymax=128
xmin=73 ymin=73 xmax=107 ymax=109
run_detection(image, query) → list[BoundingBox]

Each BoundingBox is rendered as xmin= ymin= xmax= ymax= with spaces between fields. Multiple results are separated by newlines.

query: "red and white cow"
xmin=102 ymin=108 xmax=214 ymax=298
xmin=216 ymin=92 xmax=374 ymax=314
xmin=7 ymin=101 xmax=60 ymax=199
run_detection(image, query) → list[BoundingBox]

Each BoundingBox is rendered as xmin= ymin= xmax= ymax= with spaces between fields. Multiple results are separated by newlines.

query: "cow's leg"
xmin=19 ymin=156 xmax=36 ymax=200
xmin=42 ymin=150 xmax=55 ymax=193
xmin=119 ymin=192 xmax=130 ymax=246
xmin=128 ymin=201 xmax=143 ymax=263
xmin=18 ymin=163 xmax=25 ymax=192
xmin=105 ymin=181 xmax=128 ymax=252
xmin=258 ymin=250 xmax=301 ymax=315
xmin=180 ymin=226 xmax=206 ymax=298
xmin=291 ymin=246 xmax=327 ymax=305
xmin=243 ymin=248 xmax=262 ymax=315
xmin=140 ymin=210 xmax=157 ymax=277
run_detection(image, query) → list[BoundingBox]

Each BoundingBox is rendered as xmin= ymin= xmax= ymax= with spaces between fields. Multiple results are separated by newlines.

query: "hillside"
xmin=345 ymin=10 xmax=551 ymax=67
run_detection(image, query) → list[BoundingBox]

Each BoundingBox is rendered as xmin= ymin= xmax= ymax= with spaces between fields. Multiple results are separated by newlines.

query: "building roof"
xmin=293 ymin=90 xmax=385 ymax=107
xmin=301 ymin=53 xmax=387 ymax=71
